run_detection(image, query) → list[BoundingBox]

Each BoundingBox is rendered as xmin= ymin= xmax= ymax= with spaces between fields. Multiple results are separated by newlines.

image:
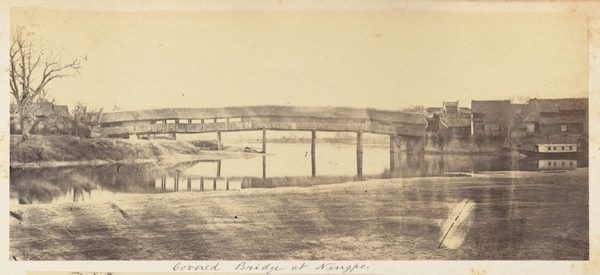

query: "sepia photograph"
xmin=3 ymin=0 xmax=597 ymax=274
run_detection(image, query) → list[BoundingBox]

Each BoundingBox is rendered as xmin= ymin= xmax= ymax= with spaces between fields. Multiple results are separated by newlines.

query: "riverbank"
xmin=10 ymin=135 xmax=259 ymax=168
xmin=10 ymin=168 xmax=588 ymax=260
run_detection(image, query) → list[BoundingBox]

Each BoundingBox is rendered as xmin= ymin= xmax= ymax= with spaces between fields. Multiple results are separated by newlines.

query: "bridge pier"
xmin=262 ymin=155 xmax=267 ymax=183
xmin=217 ymin=160 xmax=221 ymax=178
xmin=405 ymin=136 xmax=425 ymax=153
xmin=217 ymin=131 xmax=223 ymax=150
xmin=311 ymin=130 xmax=316 ymax=177
xmin=357 ymin=131 xmax=363 ymax=179
xmin=262 ymin=129 xmax=267 ymax=153
xmin=200 ymin=177 xmax=204 ymax=191
xmin=390 ymin=152 xmax=397 ymax=178
xmin=390 ymin=135 xmax=398 ymax=153
xmin=390 ymin=135 xmax=398 ymax=178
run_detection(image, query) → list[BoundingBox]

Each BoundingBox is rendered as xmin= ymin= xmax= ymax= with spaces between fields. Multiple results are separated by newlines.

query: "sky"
xmin=10 ymin=8 xmax=589 ymax=112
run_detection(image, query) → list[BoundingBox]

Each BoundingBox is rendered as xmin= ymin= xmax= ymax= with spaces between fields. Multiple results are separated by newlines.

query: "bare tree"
xmin=72 ymin=102 xmax=102 ymax=138
xmin=10 ymin=26 xmax=81 ymax=140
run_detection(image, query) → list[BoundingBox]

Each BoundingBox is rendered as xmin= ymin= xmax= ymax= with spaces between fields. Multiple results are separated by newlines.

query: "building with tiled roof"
xmin=428 ymin=101 xmax=471 ymax=138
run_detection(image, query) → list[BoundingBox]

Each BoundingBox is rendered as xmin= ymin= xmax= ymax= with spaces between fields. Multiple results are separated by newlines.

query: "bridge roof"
xmin=99 ymin=106 xmax=427 ymax=125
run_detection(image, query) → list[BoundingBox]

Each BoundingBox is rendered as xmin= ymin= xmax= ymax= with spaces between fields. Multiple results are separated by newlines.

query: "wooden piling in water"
xmin=311 ymin=130 xmax=316 ymax=177
xmin=217 ymin=131 xmax=223 ymax=150
xmin=217 ymin=160 xmax=221 ymax=178
xmin=357 ymin=131 xmax=363 ymax=179
xmin=262 ymin=156 xmax=267 ymax=181
xmin=262 ymin=129 xmax=267 ymax=153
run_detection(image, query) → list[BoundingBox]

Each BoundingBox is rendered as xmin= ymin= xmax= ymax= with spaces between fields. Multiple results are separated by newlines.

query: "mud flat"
xmin=10 ymin=169 xmax=588 ymax=260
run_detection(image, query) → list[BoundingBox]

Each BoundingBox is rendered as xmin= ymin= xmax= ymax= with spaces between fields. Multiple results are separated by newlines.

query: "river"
xmin=9 ymin=142 xmax=587 ymax=205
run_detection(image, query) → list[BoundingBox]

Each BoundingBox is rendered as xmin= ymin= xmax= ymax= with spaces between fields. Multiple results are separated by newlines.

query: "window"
xmin=569 ymin=146 xmax=573 ymax=150
xmin=548 ymin=147 xmax=551 ymax=150
xmin=560 ymin=125 xmax=567 ymax=132
xmin=561 ymin=146 xmax=565 ymax=150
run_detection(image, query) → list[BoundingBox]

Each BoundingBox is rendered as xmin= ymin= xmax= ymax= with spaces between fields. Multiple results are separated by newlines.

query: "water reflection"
xmin=518 ymin=158 xmax=584 ymax=171
xmin=10 ymin=144 xmax=588 ymax=205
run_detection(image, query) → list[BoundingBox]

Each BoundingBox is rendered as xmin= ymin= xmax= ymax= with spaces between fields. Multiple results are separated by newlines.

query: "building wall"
xmin=440 ymin=124 xmax=470 ymax=137
xmin=539 ymin=123 xmax=584 ymax=135
xmin=472 ymin=121 xmax=505 ymax=137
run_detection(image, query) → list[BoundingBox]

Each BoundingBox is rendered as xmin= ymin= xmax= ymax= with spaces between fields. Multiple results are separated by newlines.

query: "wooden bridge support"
xmin=262 ymin=129 xmax=267 ymax=153
xmin=390 ymin=135 xmax=398 ymax=178
xmin=200 ymin=177 xmax=204 ymax=191
xmin=217 ymin=160 xmax=222 ymax=178
xmin=357 ymin=131 xmax=363 ymax=179
xmin=311 ymin=130 xmax=316 ymax=177
xmin=217 ymin=131 xmax=223 ymax=150
xmin=262 ymin=155 xmax=267 ymax=182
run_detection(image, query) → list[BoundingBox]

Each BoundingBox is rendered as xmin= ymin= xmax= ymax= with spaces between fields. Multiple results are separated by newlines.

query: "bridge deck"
xmin=98 ymin=106 xmax=427 ymax=137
